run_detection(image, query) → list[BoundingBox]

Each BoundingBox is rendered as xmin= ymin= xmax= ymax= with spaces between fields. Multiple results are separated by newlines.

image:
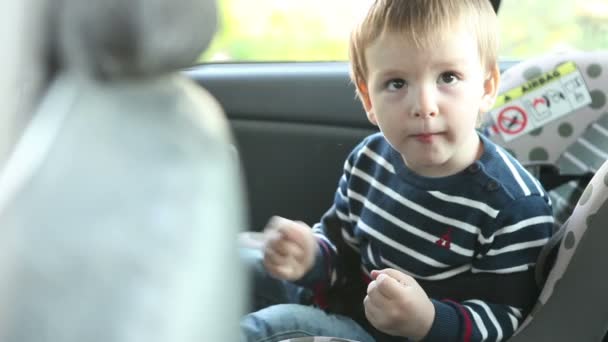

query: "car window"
xmin=200 ymin=0 xmax=369 ymax=62
xmin=498 ymin=0 xmax=607 ymax=59
xmin=200 ymin=0 xmax=607 ymax=63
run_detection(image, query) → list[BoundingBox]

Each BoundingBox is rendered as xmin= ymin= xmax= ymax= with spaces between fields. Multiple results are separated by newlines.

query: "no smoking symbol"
xmin=498 ymin=106 xmax=527 ymax=135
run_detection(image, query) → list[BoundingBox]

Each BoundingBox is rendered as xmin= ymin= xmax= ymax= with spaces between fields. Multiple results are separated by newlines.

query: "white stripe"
xmin=520 ymin=164 xmax=546 ymax=198
xmin=578 ymin=137 xmax=608 ymax=160
xmin=341 ymin=228 xmax=359 ymax=246
xmin=509 ymin=306 xmax=523 ymax=319
xmin=356 ymin=219 xmax=450 ymax=268
xmin=349 ymin=190 xmax=474 ymax=257
xmin=351 ymin=167 xmax=480 ymax=234
xmin=486 ymin=238 xmax=549 ymax=256
xmin=344 ymin=160 xmax=353 ymax=174
xmin=592 ymin=122 xmax=608 ymax=137
xmin=472 ymin=263 xmax=534 ymax=274
xmin=529 ymin=176 xmax=546 ymax=198
xmin=496 ymin=148 xmax=531 ymax=196
xmin=496 ymin=216 xmax=554 ymax=236
xmin=467 ymin=300 xmax=503 ymax=341
xmin=428 ymin=191 xmax=499 ymax=218
xmin=478 ymin=216 xmax=554 ymax=245
xmin=508 ymin=313 xmax=519 ymax=332
xmin=362 ymin=146 xmax=395 ymax=173
xmin=466 ymin=306 xmax=489 ymax=341
xmin=380 ymin=257 xmax=471 ymax=280
xmin=367 ymin=243 xmax=378 ymax=268
xmin=337 ymin=185 xmax=348 ymax=201
xmin=563 ymin=152 xmax=594 ymax=172
xmin=335 ymin=207 xmax=350 ymax=221
xmin=335 ymin=212 xmax=359 ymax=251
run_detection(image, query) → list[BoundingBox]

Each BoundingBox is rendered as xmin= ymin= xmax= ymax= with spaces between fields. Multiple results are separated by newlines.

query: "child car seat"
xmin=483 ymin=51 xmax=608 ymax=227
xmin=510 ymin=150 xmax=608 ymax=340
xmin=487 ymin=50 xmax=608 ymax=341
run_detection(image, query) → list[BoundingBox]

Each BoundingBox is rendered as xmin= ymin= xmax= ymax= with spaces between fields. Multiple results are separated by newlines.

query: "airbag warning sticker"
xmin=488 ymin=61 xmax=592 ymax=142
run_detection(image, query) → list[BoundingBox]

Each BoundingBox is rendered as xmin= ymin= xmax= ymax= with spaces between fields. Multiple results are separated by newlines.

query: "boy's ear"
xmin=480 ymin=63 xmax=501 ymax=113
xmin=357 ymin=82 xmax=378 ymax=126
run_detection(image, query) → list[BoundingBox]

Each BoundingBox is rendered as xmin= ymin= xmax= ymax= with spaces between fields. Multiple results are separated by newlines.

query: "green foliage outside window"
xmin=199 ymin=0 xmax=607 ymax=63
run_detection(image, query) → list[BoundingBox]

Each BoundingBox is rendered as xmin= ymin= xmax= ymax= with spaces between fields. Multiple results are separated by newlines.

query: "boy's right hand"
xmin=262 ymin=216 xmax=317 ymax=282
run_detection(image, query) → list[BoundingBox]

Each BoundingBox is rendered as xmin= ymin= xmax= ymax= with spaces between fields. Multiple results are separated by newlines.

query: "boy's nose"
xmin=411 ymin=86 xmax=438 ymax=118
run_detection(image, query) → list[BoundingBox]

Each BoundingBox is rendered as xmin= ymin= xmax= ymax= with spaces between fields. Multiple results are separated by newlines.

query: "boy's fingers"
xmin=375 ymin=273 xmax=406 ymax=299
xmin=278 ymin=220 xmax=311 ymax=243
xmin=363 ymin=294 xmax=384 ymax=319
xmin=375 ymin=268 xmax=416 ymax=286
xmin=367 ymin=279 xmax=392 ymax=306
xmin=271 ymin=239 xmax=304 ymax=259
xmin=265 ymin=235 xmax=290 ymax=257
xmin=263 ymin=216 xmax=290 ymax=234
xmin=264 ymin=246 xmax=285 ymax=265
xmin=264 ymin=216 xmax=310 ymax=244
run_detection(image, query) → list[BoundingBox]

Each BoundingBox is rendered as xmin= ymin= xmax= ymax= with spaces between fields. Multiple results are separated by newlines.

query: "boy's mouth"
xmin=413 ymin=132 xmax=443 ymax=143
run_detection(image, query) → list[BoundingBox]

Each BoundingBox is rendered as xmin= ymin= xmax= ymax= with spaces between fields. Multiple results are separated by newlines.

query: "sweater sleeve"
xmin=423 ymin=195 xmax=554 ymax=342
xmin=295 ymin=141 xmax=364 ymax=290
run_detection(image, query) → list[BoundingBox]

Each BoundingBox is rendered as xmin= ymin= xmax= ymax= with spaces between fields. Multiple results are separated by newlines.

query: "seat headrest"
xmin=483 ymin=51 xmax=608 ymax=171
xmin=58 ymin=0 xmax=217 ymax=79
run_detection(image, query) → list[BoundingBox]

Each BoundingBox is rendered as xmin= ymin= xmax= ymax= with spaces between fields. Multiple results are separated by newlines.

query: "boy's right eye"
xmin=385 ymin=78 xmax=406 ymax=91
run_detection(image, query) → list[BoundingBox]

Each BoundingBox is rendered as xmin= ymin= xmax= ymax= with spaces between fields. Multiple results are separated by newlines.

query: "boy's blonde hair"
xmin=349 ymin=0 xmax=499 ymax=90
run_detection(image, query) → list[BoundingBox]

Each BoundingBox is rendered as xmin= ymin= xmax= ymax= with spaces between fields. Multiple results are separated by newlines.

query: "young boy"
xmin=241 ymin=0 xmax=554 ymax=341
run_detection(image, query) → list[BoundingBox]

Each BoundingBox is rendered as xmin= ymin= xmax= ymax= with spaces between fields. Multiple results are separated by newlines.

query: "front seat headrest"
xmin=58 ymin=0 xmax=217 ymax=79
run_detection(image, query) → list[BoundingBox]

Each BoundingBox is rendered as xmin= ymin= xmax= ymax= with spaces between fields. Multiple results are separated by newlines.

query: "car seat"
xmin=278 ymin=52 xmax=608 ymax=342
xmin=484 ymin=51 xmax=608 ymax=228
xmin=0 ymin=0 xmax=247 ymax=341
xmin=487 ymin=50 xmax=608 ymax=341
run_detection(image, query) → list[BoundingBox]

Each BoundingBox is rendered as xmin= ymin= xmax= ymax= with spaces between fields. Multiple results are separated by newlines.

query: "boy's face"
xmin=358 ymin=27 xmax=499 ymax=177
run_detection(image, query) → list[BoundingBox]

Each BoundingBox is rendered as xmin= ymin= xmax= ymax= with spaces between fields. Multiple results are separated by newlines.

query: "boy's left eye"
xmin=438 ymin=72 xmax=459 ymax=85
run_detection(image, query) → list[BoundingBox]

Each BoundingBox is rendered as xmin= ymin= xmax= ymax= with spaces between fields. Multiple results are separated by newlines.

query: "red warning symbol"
xmin=497 ymin=106 xmax=528 ymax=135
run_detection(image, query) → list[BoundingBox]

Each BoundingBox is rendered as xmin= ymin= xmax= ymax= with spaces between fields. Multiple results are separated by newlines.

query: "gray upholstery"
xmin=511 ymin=159 xmax=608 ymax=341
xmin=59 ymin=0 xmax=217 ymax=79
xmin=0 ymin=0 xmax=54 ymax=167
xmin=0 ymin=0 xmax=246 ymax=341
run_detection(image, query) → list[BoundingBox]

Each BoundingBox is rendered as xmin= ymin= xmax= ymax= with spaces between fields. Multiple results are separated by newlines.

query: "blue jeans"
xmin=241 ymin=303 xmax=376 ymax=342
xmin=241 ymin=247 xmax=311 ymax=312
xmin=240 ymin=248 xmax=389 ymax=342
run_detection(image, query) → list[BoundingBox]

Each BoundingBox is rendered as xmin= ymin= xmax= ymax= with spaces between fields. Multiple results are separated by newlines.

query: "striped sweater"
xmin=298 ymin=132 xmax=554 ymax=342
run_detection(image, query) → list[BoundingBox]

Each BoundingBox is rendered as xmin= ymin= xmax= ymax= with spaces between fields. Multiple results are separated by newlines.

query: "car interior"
xmin=0 ymin=0 xmax=606 ymax=341
xmin=189 ymin=0 xmax=608 ymax=340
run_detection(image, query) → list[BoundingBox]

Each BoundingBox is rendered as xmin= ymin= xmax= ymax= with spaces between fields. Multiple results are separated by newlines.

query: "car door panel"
xmin=188 ymin=62 xmax=376 ymax=230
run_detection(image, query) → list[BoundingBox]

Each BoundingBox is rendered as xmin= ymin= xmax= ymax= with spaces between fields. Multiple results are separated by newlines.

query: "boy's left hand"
xmin=364 ymin=268 xmax=435 ymax=341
